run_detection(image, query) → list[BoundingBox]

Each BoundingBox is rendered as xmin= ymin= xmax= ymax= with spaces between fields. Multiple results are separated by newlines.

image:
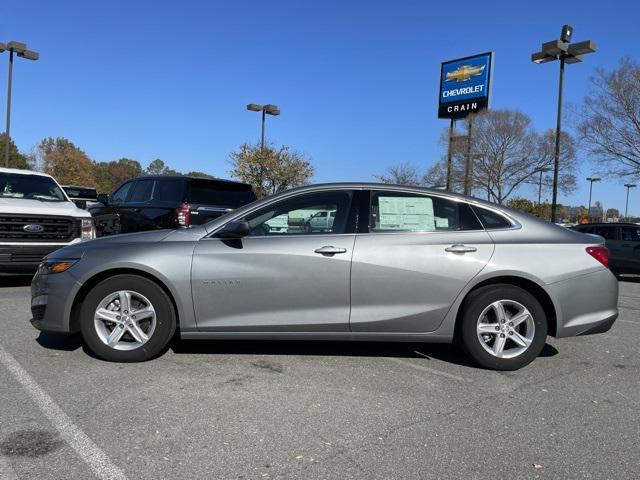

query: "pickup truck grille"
xmin=0 ymin=215 xmax=78 ymax=243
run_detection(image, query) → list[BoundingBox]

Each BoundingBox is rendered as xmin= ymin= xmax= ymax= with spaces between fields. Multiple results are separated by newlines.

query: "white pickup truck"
xmin=0 ymin=167 xmax=95 ymax=273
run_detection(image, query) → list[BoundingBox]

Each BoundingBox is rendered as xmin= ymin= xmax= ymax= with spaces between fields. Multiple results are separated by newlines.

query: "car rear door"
xmin=191 ymin=189 xmax=358 ymax=332
xmin=350 ymin=190 xmax=494 ymax=333
xmin=619 ymin=225 xmax=640 ymax=273
xmin=592 ymin=225 xmax=621 ymax=270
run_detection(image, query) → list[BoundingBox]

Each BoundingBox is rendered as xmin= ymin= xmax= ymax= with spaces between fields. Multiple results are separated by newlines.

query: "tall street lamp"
xmin=246 ymin=103 xmax=280 ymax=151
xmin=586 ymin=176 xmax=601 ymax=222
xmin=1 ymin=41 xmax=39 ymax=168
xmin=624 ymin=183 xmax=637 ymax=220
xmin=532 ymin=25 xmax=596 ymax=223
xmin=536 ymin=166 xmax=552 ymax=205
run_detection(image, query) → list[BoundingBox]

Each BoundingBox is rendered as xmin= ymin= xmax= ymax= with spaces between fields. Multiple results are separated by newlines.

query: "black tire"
xmin=80 ymin=274 xmax=176 ymax=362
xmin=457 ymin=284 xmax=547 ymax=371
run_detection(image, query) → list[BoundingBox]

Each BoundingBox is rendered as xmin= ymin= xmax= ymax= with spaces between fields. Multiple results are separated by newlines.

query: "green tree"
xmin=37 ymin=137 xmax=96 ymax=187
xmin=93 ymin=158 xmax=143 ymax=193
xmin=146 ymin=159 xmax=178 ymax=175
xmin=0 ymin=133 xmax=30 ymax=170
xmin=229 ymin=143 xmax=314 ymax=198
xmin=184 ymin=171 xmax=216 ymax=179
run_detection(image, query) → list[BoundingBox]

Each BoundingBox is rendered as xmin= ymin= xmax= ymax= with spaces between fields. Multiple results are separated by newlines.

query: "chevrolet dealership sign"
xmin=438 ymin=52 xmax=493 ymax=119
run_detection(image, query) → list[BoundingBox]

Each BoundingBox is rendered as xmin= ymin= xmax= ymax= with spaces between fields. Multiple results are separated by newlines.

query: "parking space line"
xmin=0 ymin=456 xmax=18 ymax=480
xmin=0 ymin=343 xmax=127 ymax=480
xmin=385 ymin=357 xmax=469 ymax=383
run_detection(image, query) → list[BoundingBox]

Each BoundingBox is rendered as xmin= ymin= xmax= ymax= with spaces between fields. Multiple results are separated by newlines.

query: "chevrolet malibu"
xmin=30 ymin=184 xmax=619 ymax=370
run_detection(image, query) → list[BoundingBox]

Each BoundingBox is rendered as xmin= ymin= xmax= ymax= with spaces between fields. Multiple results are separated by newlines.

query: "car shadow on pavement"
xmin=170 ymin=339 xmax=559 ymax=368
xmin=36 ymin=331 xmax=83 ymax=352
xmin=0 ymin=275 xmax=33 ymax=288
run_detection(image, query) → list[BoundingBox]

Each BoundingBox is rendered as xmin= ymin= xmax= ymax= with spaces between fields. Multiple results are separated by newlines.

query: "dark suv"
xmin=572 ymin=222 xmax=640 ymax=275
xmin=89 ymin=176 xmax=256 ymax=236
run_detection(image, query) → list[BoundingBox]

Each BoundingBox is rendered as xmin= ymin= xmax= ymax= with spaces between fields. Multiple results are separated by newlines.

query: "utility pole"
xmin=464 ymin=114 xmax=474 ymax=196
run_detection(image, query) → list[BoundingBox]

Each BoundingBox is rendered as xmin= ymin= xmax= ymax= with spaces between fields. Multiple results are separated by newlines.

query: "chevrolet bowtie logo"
xmin=445 ymin=64 xmax=485 ymax=82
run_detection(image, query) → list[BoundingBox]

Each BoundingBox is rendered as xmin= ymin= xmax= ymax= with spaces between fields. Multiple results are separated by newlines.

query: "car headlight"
xmin=37 ymin=259 xmax=79 ymax=275
xmin=81 ymin=218 xmax=96 ymax=240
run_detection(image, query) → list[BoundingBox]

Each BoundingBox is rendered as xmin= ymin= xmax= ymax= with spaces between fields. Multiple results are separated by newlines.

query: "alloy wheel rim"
xmin=476 ymin=299 xmax=535 ymax=359
xmin=94 ymin=290 xmax=156 ymax=351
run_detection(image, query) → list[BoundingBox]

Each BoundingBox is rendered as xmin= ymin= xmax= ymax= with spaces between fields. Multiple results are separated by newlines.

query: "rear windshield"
xmin=188 ymin=180 xmax=256 ymax=207
xmin=0 ymin=172 xmax=67 ymax=202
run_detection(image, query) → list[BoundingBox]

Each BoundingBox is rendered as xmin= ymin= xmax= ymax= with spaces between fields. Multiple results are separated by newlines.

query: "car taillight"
xmin=586 ymin=246 xmax=609 ymax=268
xmin=177 ymin=203 xmax=191 ymax=227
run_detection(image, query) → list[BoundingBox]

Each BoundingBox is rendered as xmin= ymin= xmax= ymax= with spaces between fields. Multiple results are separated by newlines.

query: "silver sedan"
xmin=30 ymin=183 xmax=618 ymax=370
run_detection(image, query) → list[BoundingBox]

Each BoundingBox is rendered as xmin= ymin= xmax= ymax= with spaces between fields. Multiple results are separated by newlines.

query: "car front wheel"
xmin=458 ymin=284 xmax=547 ymax=370
xmin=80 ymin=275 xmax=176 ymax=362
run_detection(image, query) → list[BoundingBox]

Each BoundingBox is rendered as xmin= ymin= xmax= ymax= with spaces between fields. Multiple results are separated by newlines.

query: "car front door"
xmin=350 ymin=190 xmax=495 ymax=333
xmin=118 ymin=179 xmax=155 ymax=233
xmin=90 ymin=181 xmax=134 ymax=236
xmin=191 ymin=189 xmax=358 ymax=332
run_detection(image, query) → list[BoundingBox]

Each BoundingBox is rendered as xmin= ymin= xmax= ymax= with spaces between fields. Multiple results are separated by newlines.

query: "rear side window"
xmin=593 ymin=226 xmax=618 ymax=240
xmin=153 ymin=179 xmax=184 ymax=202
xmin=129 ymin=180 xmax=154 ymax=202
xmin=472 ymin=206 xmax=512 ymax=230
xmin=370 ymin=192 xmax=482 ymax=232
xmin=188 ymin=180 xmax=256 ymax=207
xmin=621 ymin=226 xmax=640 ymax=241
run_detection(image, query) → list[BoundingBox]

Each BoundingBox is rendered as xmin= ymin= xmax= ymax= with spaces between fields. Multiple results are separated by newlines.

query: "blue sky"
xmin=3 ymin=0 xmax=639 ymax=214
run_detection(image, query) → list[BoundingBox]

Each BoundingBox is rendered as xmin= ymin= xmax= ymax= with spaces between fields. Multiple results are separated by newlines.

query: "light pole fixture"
xmin=586 ymin=176 xmax=601 ymax=222
xmin=536 ymin=166 xmax=552 ymax=205
xmin=624 ymin=183 xmax=637 ymax=220
xmin=246 ymin=103 xmax=280 ymax=151
xmin=1 ymin=41 xmax=39 ymax=168
xmin=532 ymin=25 xmax=596 ymax=223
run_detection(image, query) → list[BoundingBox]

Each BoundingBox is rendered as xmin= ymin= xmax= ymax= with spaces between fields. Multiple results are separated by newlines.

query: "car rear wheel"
xmin=458 ymin=285 xmax=547 ymax=370
xmin=80 ymin=275 xmax=176 ymax=362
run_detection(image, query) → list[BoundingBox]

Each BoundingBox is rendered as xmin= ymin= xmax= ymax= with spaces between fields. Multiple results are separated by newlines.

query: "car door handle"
xmin=314 ymin=246 xmax=347 ymax=256
xmin=133 ymin=208 xmax=142 ymax=213
xmin=445 ymin=244 xmax=477 ymax=253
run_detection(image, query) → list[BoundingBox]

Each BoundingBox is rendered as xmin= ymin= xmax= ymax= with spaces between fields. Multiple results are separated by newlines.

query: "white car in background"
xmin=0 ymin=167 xmax=95 ymax=273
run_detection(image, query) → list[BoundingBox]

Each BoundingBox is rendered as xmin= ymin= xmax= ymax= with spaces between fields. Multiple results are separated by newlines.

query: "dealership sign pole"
xmin=438 ymin=52 xmax=492 ymax=194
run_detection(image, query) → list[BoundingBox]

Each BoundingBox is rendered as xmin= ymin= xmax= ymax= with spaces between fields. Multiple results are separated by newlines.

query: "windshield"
xmin=0 ymin=172 xmax=67 ymax=202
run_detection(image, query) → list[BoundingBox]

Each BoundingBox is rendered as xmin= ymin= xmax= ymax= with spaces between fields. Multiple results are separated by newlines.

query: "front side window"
xmin=244 ymin=191 xmax=353 ymax=237
xmin=621 ymin=226 xmax=640 ymax=242
xmin=128 ymin=180 xmax=154 ymax=203
xmin=370 ymin=192 xmax=482 ymax=232
xmin=0 ymin=173 xmax=66 ymax=202
xmin=112 ymin=182 xmax=133 ymax=203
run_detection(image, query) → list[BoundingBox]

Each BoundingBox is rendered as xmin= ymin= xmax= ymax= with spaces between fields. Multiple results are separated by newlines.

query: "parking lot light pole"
xmin=624 ymin=183 xmax=637 ymax=219
xmin=532 ymin=25 xmax=596 ymax=223
xmin=536 ymin=166 xmax=552 ymax=205
xmin=586 ymin=176 xmax=601 ymax=222
xmin=246 ymin=103 xmax=280 ymax=151
xmin=1 ymin=41 xmax=39 ymax=168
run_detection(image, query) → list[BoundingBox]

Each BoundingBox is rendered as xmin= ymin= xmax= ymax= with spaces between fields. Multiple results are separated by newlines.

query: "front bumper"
xmin=550 ymin=268 xmax=619 ymax=338
xmin=0 ymin=245 xmax=63 ymax=273
xmin=30 ymin=269 xmax=82 ymax=333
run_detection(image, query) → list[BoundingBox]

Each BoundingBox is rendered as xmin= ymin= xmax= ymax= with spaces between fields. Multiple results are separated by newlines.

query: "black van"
xmin=90 ymin=176 xmax=256 ymax=236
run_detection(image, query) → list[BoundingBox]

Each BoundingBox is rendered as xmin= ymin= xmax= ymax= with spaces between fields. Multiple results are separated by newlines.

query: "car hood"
xmin=0 ymin=198 xmax=91 ymax=217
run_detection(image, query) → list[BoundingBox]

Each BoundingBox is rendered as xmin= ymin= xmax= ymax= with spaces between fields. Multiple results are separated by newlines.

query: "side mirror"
xmin=215 ymin=220 xmax=250 ymax=238
xmin=96 ymin=193 xmax=110 ymax=205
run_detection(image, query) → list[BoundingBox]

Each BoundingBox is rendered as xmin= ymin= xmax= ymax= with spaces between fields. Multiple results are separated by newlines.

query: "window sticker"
xmin=435 ymin=217 xmax=449 ymax=229
xmin=378 ymin=196 xmax=435 ymax=231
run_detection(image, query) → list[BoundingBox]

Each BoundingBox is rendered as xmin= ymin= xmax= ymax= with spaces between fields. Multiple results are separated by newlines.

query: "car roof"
xmin=0 ymin=167 xmax=53 ymax=178
xmin=575 ymin=222 xmax=639 ymax=227
xmin=130 ymin=175 xmax=252 ymax=187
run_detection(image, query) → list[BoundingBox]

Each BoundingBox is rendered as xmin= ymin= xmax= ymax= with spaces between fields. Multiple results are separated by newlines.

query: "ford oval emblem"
xmin=23 ymin=224 xmax=45 ymax=233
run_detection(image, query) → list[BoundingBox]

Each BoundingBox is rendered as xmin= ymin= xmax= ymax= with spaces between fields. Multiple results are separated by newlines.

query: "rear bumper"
xmin=0 ymin=245 xmax=63 ymax=273
xmin=550 ymin=268 xmax=619 ymax=338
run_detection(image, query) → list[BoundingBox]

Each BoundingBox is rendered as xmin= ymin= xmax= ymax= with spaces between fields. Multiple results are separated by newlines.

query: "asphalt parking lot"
xmin=0 ymin=275 xmax=639 ymax=480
